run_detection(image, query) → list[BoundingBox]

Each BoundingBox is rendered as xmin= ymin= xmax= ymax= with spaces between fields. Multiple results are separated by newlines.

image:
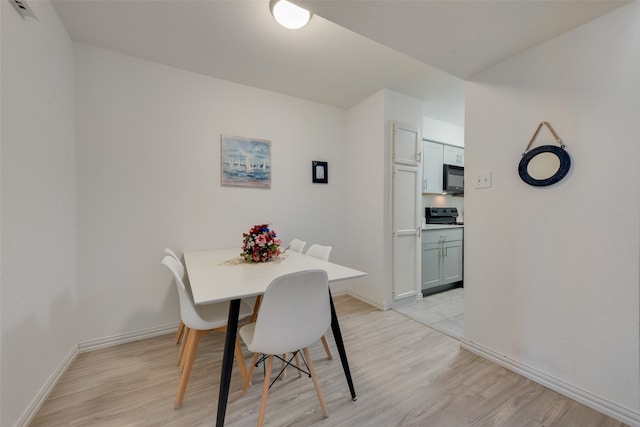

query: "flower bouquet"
xmin=241 ymin=224 xmax=282 ymax=263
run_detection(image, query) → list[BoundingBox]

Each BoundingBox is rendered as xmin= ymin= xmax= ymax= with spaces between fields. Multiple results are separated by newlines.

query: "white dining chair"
xmin=239 ymin=270 xmax=331 ymax=427
xmin=288 ymin=238 xmax=307 ymax=253
xmin=305 ymin=243 xmax=332 ymax=261
xmin=164 ymin=248 xmax=187 ymax=346
xmin=162 ymin=255 xmax=253 ymax=409
xmin=305 ymin=244 xmax=334 ymax=359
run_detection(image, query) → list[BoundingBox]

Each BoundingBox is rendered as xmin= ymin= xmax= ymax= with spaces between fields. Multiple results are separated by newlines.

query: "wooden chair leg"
xmin=175 ymin=320 xmax=185 ymax=344
xmin=175 ymin=329 xmax=206 ymax=409
xmin=302 ymin=347 xmax=329 ymax=418
xmin=250 ymin=295 xmax=262 ymax=323
xmin=320 ymin=335 xmax=333 ymax=359
xmin=242 ymin=352 xmax=260 ymax=395
xmin=234 ymin=337 xmax=249 ymax=386
xmin=177 ymin=326 xmax=190 ymax=366
xmin=257 ymin=355 xmax=274 ymax=427
xmin=179 ymin=328 xmax=193 ymax=372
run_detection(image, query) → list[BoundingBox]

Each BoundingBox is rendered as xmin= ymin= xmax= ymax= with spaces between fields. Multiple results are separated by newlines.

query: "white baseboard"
xmin=16 ymin=344 xmax=78 ymax=427
xmin=460 ymin=339 xmax=640 ymax=427
xmin=79 ymin=322 xmax=180 ymax=353
xmin=345 ymin=289 xmax=391 ymax=311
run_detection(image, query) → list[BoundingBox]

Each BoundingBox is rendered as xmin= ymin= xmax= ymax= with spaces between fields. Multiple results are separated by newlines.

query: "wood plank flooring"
xmin=31 ymin=296 xmax=627 ymax=427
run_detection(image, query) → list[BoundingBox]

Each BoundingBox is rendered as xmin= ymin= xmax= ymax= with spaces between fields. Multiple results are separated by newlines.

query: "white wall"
xmin=422 ymin=116 xmax=464 ymax=147
xmin=1 ymin=2 xmax=78 ymax=426
xmin=74 ymin=44 xmax=351 ymax=344
xmin=345 ymin=89 xmax=423 ymax=309
xmin=346 ymin=91 xmax=386 ymax=307
xmin=464 ymin=1 xmax=640 ymax=422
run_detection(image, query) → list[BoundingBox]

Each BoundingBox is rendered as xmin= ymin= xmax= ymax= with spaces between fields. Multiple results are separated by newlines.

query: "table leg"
xmin=216 ymin=298 xmax=241 ymax=427
xmin=329 ymin=292 xmax=357 ymax=401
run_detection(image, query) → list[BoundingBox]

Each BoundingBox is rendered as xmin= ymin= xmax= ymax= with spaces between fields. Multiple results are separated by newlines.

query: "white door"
xmin=391 ymin=121 xmax=421 ymax=301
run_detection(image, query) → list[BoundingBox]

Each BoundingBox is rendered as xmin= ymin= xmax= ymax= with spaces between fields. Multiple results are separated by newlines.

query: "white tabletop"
xmin=184 ymin=247 xmax=367 ymax=305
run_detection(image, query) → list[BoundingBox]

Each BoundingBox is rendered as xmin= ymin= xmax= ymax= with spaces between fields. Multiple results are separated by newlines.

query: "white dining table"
xmin=183 ymin=247 xmax=367 ymax=427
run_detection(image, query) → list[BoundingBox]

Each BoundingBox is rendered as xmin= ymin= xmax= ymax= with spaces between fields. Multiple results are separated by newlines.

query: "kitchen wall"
xmin=463 ymin=1 xmax=640 ymax=423
xmin=74 ymin=43 xmax=354 ymax=346
xmin=422 ymin=116 xmax=465 ymax=224
xmin=1 ymin=2 xmax=78 ymax=426
xmin=422 ymin=116 xmax=464 ymax=147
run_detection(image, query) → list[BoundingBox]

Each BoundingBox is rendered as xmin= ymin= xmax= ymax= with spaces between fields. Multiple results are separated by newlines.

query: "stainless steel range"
xmin=425 ymin=207 xmax=462 ymax=225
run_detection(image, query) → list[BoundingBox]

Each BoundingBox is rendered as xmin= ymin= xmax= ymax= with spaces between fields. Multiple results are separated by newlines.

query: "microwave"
xmin=443 ymin=164 xmax=464 ymax=194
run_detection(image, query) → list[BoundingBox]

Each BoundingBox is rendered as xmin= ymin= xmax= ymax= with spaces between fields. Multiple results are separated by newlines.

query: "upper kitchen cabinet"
xmin=443 ymin=144 xmax=464 ymax=166
xmin=393 ymin=122 xmax=421 ymax=167
xmin=422 ymin=140 xmax=444 ymax=193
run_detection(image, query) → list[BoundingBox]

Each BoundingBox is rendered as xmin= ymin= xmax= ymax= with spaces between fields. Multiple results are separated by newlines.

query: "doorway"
xmin=394 ymin=286 xmax=463 ymax=339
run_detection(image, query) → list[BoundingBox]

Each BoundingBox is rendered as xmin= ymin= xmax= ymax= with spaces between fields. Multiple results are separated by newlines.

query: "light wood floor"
xmin=31 ymin=296 xmax=627 ymax=427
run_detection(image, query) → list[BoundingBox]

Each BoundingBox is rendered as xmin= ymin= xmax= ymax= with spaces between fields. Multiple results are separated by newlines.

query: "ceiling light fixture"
xmin=269 ymin=0 xmax=312 ymax=30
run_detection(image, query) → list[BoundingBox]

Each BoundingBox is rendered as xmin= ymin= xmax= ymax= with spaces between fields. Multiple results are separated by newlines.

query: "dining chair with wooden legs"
xmin=239 ymin=270 xmax=331 ymax=427
xmin=162 ymin=255 xmax=253 ymax=408
xmin=164 ymin=248 xmax=188 ymax=346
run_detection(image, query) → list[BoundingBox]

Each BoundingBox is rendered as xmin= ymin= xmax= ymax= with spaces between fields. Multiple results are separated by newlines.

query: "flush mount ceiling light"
xmin=269 ymin=0 xmax=312 ymax=29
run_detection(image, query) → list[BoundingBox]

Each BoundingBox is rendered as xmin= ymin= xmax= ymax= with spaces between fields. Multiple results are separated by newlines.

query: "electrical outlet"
xmin=474 ymin=172 xmax=492 ymax=189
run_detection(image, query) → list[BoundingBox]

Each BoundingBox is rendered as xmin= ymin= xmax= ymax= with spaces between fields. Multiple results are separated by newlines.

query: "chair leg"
xmin=179 ymin=328 xmax=193 ymax=372
xmin=234 ymin=337 xmax=250 ymax=387
xmin=175 ymin=320 xmax=185 ymax=344
xmin=302 ymin=347 xmax=329 ymax=418
xmin=242 ymin=352 xmax=260 ymax=395
xmin=320 ymin=335 xmax=333 ymax=359
xmin=250 ymin=295 xmax=262 ymax=323
xmin=174 ymin=329 xmax=206 ymax=409
xmin=177 ymin=326 xmax=190 ymax=366
xmin=180 ymin=328 xmax=197 ymax=373
xmin=257 ymin=355 xmax=274 ymax=427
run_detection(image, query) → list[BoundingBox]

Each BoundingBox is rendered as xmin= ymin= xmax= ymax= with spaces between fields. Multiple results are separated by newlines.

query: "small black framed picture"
xmin=312 ymin=161 xmax=328 ymax=184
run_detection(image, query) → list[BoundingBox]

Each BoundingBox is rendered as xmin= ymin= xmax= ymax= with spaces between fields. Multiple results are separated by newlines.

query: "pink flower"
xmin=255 ymin=234 xmax=267 ymax=246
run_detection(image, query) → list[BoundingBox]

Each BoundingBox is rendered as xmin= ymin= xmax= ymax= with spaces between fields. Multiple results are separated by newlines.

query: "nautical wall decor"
xmin=518 ymin=122 xmax=571 ymax=187
xmin=221 ymin=135 xmax=271 ymax=188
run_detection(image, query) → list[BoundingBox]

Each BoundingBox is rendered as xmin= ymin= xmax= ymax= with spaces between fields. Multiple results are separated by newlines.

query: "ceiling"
xmin=50 ymin=0 xmax=628 ymax=127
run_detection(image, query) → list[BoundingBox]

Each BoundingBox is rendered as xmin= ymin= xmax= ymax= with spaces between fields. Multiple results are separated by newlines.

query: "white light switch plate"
xmin=474 ymin=172 xmax=492 ymax=189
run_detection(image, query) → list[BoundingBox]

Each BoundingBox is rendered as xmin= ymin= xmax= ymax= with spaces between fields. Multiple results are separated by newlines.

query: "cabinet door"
xmin=443 ymin=145 xmax=464 ymax=166
xmin=392 ymin=164 xmax=421 ymax=300
xmin=423 ymin=141 xmax=443 ymax=193
xmin=393 ymin=122 xmax=421 ymax=167
xmin=421 ymin=242 xmax=442 ymax=290
xmin=441 ymin=239 xmax=463 ymax=284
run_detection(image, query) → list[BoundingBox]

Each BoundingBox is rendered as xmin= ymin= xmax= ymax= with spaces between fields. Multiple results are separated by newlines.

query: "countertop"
xmin=422 ymin=224 xmax=464 ymax=230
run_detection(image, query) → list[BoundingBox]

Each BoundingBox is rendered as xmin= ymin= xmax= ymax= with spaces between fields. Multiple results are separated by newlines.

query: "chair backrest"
xmin=164 ymin=247 xmax=192 ymax=287
xmin=305 ymin=244 xmax=332 ymax=261
xmin=250 ymin=270 xmax=330 ymax=355
xmin=161 ymin=255 xmax=201 ymax=329
xmin=288 ymin=239 xmax=306 ymax=253
xmin=164 ymin=247 xmax=181 ymax=263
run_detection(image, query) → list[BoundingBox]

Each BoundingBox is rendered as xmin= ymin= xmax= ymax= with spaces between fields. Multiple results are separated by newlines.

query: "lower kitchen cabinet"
xmin=422 ymin=228 xmax=463 ymax=292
